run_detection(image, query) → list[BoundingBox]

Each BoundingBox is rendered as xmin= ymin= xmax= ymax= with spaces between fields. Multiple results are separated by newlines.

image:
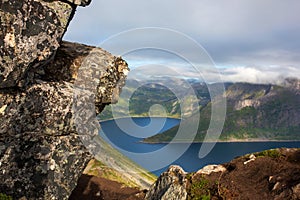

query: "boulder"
xmin=145 ymin=165 xmax=187 ymax=200
xmin=0 ymin=41 xmax=129 ymax=199
xmin=0 ymin=0 xmax=82 ymax=88
xmin=193 ymin=164 xmax=226 ymax=175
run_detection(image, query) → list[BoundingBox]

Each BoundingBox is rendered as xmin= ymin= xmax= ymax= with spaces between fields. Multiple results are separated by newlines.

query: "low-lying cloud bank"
xmin=220 ymin=66 xmax=300 ymax=84
xmin=127 ymin=62 xmax=300 ymax=85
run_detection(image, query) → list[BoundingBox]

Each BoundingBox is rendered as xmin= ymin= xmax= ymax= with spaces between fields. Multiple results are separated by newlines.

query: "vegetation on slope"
xmin=143 ymin=80 xmax=300 ymax=142
xmin=99 ymin=78 xmax=300 ymax=142
xmin=92 ymin=136 xmax=157 ymax=189
xmin=83 ymin=159 xmax=150 ymax=188
xmin=183 ymin=148 xmax=300 ymax=200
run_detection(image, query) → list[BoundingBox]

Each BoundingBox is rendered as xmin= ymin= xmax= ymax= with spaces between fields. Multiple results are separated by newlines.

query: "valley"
xmin=99 ymin=78 xmax=300 ymax=142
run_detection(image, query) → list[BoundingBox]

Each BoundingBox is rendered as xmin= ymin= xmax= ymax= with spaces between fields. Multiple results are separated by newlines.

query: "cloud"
xmin=220 ymin=66 xmax=298 ymax=84
xmin=64 ymin=0 xmax=300 ymax=83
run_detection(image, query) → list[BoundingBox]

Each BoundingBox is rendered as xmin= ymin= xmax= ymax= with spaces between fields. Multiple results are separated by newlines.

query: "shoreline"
xmin=141 ymin=139 xmax=300 ymax=144
xmin=98 ymin=116 xmax=181 ymax=122
xmin=98 ymin=117 xmax=300 ymax=144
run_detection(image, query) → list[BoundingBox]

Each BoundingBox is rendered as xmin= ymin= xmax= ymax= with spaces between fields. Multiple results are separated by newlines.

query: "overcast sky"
xmin=64 ymin=0 xmax=300 ymax=83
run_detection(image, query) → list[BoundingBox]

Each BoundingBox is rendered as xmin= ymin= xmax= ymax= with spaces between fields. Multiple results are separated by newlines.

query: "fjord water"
xmin=99 ymin=117 xmax=300 ymax=176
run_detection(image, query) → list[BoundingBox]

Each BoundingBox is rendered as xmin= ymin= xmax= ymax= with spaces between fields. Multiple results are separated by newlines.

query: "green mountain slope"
xmin=144 ymin=79 xmax=300 ymax=142
xmin=99 ymin=78 xmax=209 ymax=120
xmin=99 ymin=77 xmax=300 ymax=142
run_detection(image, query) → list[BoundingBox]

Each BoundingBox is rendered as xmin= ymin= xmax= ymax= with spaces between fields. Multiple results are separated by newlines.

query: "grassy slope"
xmin=89 ymin=136 xmax=157 ymax=189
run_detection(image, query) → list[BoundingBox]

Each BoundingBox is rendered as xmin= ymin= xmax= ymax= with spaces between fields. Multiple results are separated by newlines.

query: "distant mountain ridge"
xmin=100 ymin=78 xmax=300 ymax=142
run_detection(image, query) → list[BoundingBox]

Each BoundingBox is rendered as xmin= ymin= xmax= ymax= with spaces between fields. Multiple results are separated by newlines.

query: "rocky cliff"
xmin=145 ymin=148 xmax=300 ymax=200
xmin=0 ymin=1 xmax=129 ymax=199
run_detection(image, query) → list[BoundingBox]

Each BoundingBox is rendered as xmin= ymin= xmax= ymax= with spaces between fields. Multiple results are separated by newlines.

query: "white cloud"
xmin=219 ymin=66 xmax=300 ymax=84
xmin=64 ymin=0 xmax=300 ymax=83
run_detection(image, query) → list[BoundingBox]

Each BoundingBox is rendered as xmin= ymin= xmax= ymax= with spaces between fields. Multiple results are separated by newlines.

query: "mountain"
xmin=145 ymin=78 xmax=300 ymax=142
xmin=99 ymin=77 xmax=213 ymax=120
xmin=99 ymin=77 xmax=300 ymax=142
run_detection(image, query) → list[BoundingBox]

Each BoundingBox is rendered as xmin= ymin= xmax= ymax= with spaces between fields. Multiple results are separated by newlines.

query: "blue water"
xmin=99 ymin=117 xmax=300 ymax=176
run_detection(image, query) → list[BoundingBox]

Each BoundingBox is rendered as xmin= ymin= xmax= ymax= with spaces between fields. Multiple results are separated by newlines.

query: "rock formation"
xmin=146 ymin=148 xmax=300 ymax=200
xmin=145 ymin=166 xmax=187 ymax=200
xmin=0 ymin=1 xmax=129 ymax=199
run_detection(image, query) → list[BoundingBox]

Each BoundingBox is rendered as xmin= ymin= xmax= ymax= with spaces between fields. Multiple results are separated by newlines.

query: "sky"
xmin=64 ymin=0 xmax=300 ymax=84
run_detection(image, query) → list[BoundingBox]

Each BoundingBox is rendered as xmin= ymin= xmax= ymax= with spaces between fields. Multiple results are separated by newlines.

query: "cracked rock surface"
xmin=0 ymin=41 xmax=129 ymax=199
xmin=0 ymin=0 xmax=76 ymax=88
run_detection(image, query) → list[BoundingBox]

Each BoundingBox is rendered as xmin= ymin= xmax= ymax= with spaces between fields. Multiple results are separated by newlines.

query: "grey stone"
xmin=145 ymin=165 xmax=187 ymax=200
xmin=0 ymin=0 xmax=74 ymax=88
xmin=0 ymin=0 xmax=132 ymax=198
xmin=0 ymin=41 xmax=129 ymax=199
xmin=1 ymin=41 xmax=129 ymax=136
xmin=0 ymin=132 xmax=91 ymax=199
xmin=194 ymin=164 xmax=226 ymax=175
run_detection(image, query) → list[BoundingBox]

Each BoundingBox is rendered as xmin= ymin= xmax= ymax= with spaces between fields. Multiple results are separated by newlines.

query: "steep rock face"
xmin=145 ymin=166 xmax=187 ymax=200
xmin=0 ymin=0 xmax=77 ymax=88
xmin=0 ymin=1 xmax=131 ymax=198
xmin=0 ymin=40 xmax=129 ymax=199
xmin=226 ymin=83 xmax=300 ymax=132
xmin=282 ymin=77 xmax=300 ymax=94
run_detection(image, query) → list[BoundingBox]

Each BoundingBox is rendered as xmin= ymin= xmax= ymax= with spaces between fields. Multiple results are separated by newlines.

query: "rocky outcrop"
xmin=0 ymin=0 xmax=75 ymax=88
xmin=0 ymin=0 xmax=92 ymax=88
xmin=0 ymin=41 xmax=129 ymax=199
xmin=234 ymin=99 xmax=261 ymax=110
xmin=146 ymin=148 xmax=300 ymax=200
xmin=0 ymin=1 xmax=129 ymax=199
xmin=282 ymin=77 xmax=300 ymax=94
xmin=145 ymin=166 xmax=187 ymax=200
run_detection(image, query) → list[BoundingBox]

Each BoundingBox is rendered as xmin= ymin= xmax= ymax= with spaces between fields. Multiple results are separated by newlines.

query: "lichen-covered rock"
xmin=145 ymin=165 xmax=187 ymax=200
xmin=0 ymin=82 xmax=75 ymax=137
xmin=0 ymin=132 xmax=91 ymax=199
xmin=0 ymin=0 xmax=75 ymax=88
xmin=0 ymin=41 xmax=129 ymax=199
xmin=28 ymin=41 xmax=129 ymax=114
xmin=0 ymin=0 xmax=131 ymax=198
xmin=1 ymin=41 xmax=128 ymax=137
